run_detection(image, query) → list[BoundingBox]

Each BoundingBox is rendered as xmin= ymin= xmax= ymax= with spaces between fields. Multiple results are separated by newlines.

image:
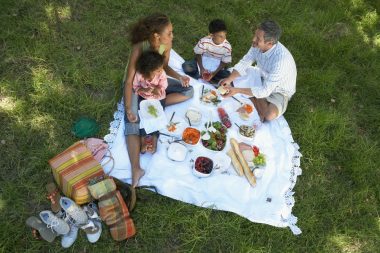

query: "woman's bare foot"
xmin=132 ymin=167 xmax=145 ymax=188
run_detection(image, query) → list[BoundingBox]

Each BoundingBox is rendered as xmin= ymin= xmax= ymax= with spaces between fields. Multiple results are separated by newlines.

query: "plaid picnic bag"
xmin=88 ymin=178 xmax=136 ymax=241
xmin=48 ymin=141 xmax=105 ymax=205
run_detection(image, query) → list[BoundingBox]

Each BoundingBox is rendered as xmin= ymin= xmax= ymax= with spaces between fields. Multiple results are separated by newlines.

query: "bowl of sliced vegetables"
xmin=182 ymin=127 xmax=201 ymax=146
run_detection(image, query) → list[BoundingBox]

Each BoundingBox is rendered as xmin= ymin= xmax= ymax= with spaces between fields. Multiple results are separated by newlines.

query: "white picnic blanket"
xmin=103 ymin=50 xmax=302 ymax=234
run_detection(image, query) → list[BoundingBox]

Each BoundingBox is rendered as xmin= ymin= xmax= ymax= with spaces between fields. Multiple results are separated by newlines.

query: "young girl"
xmin=133 ymin=50 xmax=167 ymax=153
xmin=124 ymin=14 xmax=194 ymax=188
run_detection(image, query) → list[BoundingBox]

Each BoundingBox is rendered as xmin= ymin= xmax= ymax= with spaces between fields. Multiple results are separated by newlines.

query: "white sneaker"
xmin=61 ymin=224 xmax=79 ymax=248
xmin=82 ymin=203 xmax=102 ymax=243
xmin=86 ymin=220 xmax=102 ymax=243
xmin=60 ymin=197 xmax=88 ymax=225
xmin=39 ymin=210 xmax=70 ymax=235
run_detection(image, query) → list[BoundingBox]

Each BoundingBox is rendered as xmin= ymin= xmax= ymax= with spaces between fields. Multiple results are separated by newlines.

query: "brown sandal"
xmin=32 ymin=229 xmax=41 ymax=240
xmin=46 ymin=182 xmax=61 ymax=213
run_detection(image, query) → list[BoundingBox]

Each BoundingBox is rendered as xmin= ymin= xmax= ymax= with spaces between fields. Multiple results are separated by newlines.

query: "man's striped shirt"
xmin=234 ymin=42 xmax=297 ymax=98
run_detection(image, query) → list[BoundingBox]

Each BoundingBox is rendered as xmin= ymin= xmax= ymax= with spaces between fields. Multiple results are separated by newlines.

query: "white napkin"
xmin=138 ymin=100 xmax=168 ymax=134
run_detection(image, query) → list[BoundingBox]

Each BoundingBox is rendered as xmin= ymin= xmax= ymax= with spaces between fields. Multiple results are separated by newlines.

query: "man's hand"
xmin=221 ymin=86 xmax=238 ymax=98
xmin=179 ymin=75 xmax=190 ymax=87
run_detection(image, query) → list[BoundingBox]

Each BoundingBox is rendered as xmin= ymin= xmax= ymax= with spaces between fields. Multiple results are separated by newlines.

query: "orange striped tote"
xmin=49 ymin=141 xmax=105 ymax=205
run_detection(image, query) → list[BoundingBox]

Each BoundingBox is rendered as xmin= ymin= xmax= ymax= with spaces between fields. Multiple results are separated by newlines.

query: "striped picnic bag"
xmin=49 ymin=141 xmax=105 ymax=205
xmin=88 ymin=178 xmax=136 ymax=241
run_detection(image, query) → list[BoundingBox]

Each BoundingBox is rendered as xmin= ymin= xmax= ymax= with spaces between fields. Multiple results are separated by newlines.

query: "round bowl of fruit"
xmin=200 ymin=121 xmax=227 ymax=152
xmin=192 ymin=156 xmax=214 ymax=177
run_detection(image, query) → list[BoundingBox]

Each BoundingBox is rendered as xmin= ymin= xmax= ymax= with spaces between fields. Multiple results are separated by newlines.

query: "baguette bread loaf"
xmin=230 ymin=138 xmax=256 ymax=187
xmin=227 ymin=149 xmax=244 ymax=176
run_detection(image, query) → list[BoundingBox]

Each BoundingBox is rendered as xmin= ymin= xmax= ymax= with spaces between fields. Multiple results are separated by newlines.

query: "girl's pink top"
xmin=133 ymin=71 xmax=168 ymax=100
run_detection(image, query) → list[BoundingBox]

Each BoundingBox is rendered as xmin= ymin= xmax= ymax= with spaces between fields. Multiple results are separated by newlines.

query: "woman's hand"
xmin=126 ymin=110 xmax=138 ymax=122
xmin=179 ymin=75 xmax=190 ymax=87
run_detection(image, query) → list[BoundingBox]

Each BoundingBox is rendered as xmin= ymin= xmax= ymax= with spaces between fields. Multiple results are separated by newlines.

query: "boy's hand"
xmin=179 ymin=75 xmax=190 ymax=87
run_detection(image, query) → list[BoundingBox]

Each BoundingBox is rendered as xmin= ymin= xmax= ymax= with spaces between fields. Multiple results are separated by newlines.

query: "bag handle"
xmin=101 ymin=149 xmax=115 ymax=176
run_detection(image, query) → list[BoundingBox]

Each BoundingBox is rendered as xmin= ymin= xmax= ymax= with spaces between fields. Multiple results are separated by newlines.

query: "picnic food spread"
xmin=155 ymin=91 xmax=265 ymax=186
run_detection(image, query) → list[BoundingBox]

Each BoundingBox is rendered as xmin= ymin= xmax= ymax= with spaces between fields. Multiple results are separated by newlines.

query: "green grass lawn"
xmin=1 ymin=0 xmax=379 ymax=252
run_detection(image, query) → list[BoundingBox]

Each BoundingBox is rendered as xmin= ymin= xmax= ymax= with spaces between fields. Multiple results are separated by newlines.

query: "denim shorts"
xmin=124 ymin=78 xmax=194 ymax=136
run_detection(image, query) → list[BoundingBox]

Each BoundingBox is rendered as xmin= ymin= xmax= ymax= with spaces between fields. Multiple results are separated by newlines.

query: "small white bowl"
xmin=185 ymin=107 xmax=202 ymax=126
xmin=237 ymin=125 xmax=255 ymax=142
xmin=167 ymin=142 xmax=188 ymax=162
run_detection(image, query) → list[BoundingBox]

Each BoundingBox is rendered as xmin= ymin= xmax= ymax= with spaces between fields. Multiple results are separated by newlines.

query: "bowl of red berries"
xmin=192 ymin=156 xmax=214 ymax=177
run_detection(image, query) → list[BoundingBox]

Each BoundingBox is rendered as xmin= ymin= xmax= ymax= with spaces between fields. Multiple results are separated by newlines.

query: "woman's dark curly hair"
xmin=129 ymin=13 xmax=171 ymax=44
xmin=136 ymin=50 xmax=164 ymax=78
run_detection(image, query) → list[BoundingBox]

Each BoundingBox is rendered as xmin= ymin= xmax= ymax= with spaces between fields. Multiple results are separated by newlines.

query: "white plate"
xmin=213 ymin=153 xmax=231 ymax=172
xmin=200 ymin=88 xmax=221 ymax=107
xmin=162 ymin=117 xmax=186 ymax=137
xmin=139 ymin=100 xmax=164 ymax=120
xmin=222 ymin=98 xmax=260 ymax=126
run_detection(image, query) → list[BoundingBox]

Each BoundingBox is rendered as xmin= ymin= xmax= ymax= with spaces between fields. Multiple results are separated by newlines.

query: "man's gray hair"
xmin=258 ymin=20 xmax=282 ymax=44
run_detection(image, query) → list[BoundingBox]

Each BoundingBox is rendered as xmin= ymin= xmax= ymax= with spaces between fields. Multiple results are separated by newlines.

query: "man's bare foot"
xmin=132 ymin=167 xmax=145 ymax=188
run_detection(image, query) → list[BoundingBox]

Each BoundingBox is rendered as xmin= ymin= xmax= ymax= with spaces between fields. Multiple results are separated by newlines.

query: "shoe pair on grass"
xmin=26 ymin=197 xmax=102 ymax=247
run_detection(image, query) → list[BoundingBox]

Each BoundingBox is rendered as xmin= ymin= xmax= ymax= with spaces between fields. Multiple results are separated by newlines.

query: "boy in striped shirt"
xmin=182 ymin=19 xmax=232 ymax=85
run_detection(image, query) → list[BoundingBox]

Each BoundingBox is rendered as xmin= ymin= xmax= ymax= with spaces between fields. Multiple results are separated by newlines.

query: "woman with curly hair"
xmin=123 ymin=13 xmax=193 ymax=187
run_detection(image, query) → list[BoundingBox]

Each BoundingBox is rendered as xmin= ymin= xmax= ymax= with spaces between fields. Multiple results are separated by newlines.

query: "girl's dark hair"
xmin=209 ymin=19 xmax=227 ymax=34
xmin=129 ymin=13 xmax=170 ymax=44
xmin=136 ymin=50 xmax=164 ymax=78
